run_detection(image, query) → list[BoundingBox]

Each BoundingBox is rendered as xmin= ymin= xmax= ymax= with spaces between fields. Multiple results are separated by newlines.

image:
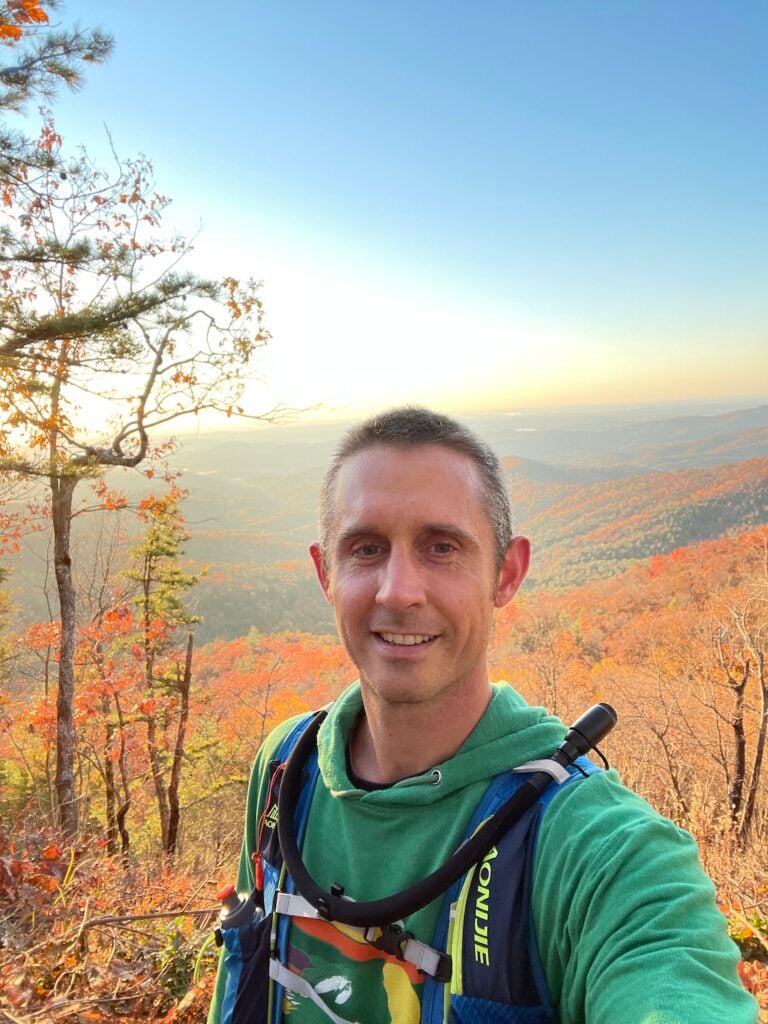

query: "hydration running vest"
xmin=219 ymin=712 xmax=600 ymax=1024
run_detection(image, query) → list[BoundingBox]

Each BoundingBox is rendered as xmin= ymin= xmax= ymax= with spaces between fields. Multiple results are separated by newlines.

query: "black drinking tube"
xmin=278 ymin=703 xmax=617 ymax=928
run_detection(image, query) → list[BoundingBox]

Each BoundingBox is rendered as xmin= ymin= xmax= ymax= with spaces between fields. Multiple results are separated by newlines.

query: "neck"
xmin=349 ymin=681 xmax=493 ymax=785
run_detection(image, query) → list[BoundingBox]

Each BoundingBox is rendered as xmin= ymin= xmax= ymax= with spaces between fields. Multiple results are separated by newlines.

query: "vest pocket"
xmin=449 ymin=993 xmax=552 ymax=1023
xmin=221 ymin=912 xmax=272 ymax=1024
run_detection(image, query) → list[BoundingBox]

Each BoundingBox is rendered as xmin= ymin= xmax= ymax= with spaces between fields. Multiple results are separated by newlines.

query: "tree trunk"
xmin=727 ymin=665 xmax=748 ymax=828
xmin=141 ymin=556 xmax=170 ymax=850
xmin=103 ymin=693 xmax=118 ymax=856
xmin=51 ymin=473 xmax=79 ymax=837
xmin=740 ymin=652 xmax=767 ymax=841
xmin=166 ymin=633 xmax=193 ymax=858
xmin=147 ymin=713 xmax=170 ymax=850
xmin=113 ymin=693 xmax=131 ymax=865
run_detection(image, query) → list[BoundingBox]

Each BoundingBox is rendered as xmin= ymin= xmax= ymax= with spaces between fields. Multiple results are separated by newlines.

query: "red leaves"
xmin=25 ymin=619 xmax=61 ymax=650
xmin=0 ymin=831 xmax=67 ymax=909
xmin=36 ymin=122 xmax=61 ymax=153
xmin=101 ymin=604 xmax=134 ymax=635
xmin=12 ymin=0 xmax=49 ymax=23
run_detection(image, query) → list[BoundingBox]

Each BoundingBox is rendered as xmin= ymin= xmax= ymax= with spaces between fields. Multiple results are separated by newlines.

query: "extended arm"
xmin=533 ymin=770 xmax=757 ymax=1024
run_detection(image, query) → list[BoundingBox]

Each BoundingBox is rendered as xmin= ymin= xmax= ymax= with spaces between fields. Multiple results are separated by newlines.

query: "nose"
xmin=375 ymin=546 xmax=426 ymax=612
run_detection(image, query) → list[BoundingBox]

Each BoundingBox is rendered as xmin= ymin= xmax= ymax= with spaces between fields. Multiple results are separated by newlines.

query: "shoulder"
xmin=541 ymin=767 xmax=688 ymax=845
xmin=532 ymin=770 xmax=753 ymax=1023
xmin=536 ymin=768 xmax=711 ymax=910
xmin=249 ymin=711 xmax=319 ymax=790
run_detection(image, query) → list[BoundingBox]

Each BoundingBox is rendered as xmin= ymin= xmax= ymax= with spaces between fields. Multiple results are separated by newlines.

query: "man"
xmin=209 ymin=407 xmax=756 ymax=1024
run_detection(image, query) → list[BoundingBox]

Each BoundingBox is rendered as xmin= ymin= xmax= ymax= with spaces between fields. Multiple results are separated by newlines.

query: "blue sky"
xmin=40 ymin=1 xmax=768 ymax=416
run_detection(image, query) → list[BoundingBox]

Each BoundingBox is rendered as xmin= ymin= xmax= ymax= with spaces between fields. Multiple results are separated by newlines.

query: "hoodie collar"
xmin=317 ymin=681 xmax=566 ymax=805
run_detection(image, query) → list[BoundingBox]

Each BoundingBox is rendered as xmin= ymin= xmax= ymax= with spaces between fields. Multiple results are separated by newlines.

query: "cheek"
xmin=330 ymin=577 xmax=370 ymax=617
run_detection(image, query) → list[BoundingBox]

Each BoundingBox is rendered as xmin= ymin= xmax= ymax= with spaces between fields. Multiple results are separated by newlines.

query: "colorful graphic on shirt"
xmin=283 ymin=917 xmax=425 ymax=1022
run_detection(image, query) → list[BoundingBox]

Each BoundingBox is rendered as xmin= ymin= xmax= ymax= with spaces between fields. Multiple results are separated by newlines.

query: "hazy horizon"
xmin=21 ymin=0 xmax=765 ymax=421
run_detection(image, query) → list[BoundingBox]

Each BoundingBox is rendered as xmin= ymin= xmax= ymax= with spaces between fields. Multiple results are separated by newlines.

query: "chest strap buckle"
xmin=364 ymin=923 xmax=452 ymax=983
xmin=274 ymin=890 xmax=452 ymax=983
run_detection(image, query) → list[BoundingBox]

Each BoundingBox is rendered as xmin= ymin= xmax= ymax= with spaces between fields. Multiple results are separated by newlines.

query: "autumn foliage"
xmin=0 ymin=1 xmax=48 ymax=42
xmin=3 ymin=518 xmax=768 ymax=1018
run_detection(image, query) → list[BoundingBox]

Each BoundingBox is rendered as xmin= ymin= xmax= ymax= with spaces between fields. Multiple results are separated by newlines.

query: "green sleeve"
xmin=533 ymin=769 xmax=758 ymax=1024
xmin=206 ymin=716 xmax=308 ymax=1024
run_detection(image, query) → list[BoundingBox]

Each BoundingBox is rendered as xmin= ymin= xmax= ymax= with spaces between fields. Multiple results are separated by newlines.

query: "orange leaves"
xmin=138 ymin=696 xmax=161 ymax=717
xmin=221 ymin=276 xmax=266 ymax=340
xmin=223 ymin=275 xmax=244 ymax=320
xmin=0 ymin=831 xmax=67 ymax=916
xmin=0 ymin=827 xmax=212 ymax=1019
xmin=94 ymin=479 xmax=128 ymax=512
xmin=100 ymin=603 xmax=135 ymax=637
xmin=24 ymin=619 xmax=61 ymax=651
xmin=10 ymin=0 xmax=48 ymax=22
xmin=136 ymin=482 xmax=189 ymax=522
xmin=195 ymin=630 xmax=351 ymax=762
xmin=0 ymin=0 xmax=48 ymax=41
xmin=170 ymin=369 xmax=198 ymax=386
xmin=738 ymin=960 xmax=768 ymax=1007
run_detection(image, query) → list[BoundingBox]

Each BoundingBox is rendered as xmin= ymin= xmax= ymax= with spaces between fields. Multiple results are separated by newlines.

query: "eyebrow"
xmin=336 ymin=523 xmax=480 ymax=548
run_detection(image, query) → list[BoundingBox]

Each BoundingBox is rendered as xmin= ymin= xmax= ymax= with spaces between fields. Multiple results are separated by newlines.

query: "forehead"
xmin=331 ymin=443 xmax=489 ymax=535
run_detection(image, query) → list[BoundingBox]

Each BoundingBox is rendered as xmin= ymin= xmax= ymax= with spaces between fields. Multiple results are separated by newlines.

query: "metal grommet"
xmin=430 ymin=769 xmax=442 ymax=785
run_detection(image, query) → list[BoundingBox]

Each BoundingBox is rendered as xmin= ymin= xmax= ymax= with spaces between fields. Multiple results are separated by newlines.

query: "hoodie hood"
xmin=317 ymin=681 xmax=566 ymax=806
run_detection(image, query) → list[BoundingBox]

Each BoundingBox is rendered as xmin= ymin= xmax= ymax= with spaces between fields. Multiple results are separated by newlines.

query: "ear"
xmin=309 ymin=542 xmax=333 ymax=604
xmin=494 ymin=536 xmax=530 ymax=609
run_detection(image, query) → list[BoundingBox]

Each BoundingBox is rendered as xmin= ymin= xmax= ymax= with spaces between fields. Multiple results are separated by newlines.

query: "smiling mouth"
xmin=375 ymin=632 xmax=438 ymax=646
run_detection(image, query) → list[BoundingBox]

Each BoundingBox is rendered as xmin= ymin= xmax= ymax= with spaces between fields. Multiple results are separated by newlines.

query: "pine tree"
xmin=126 ymin=486 xmax=202 ymax=857
xmin=0 ymin=1 xmax=112 ymax=173
xmin=0 ymin=122 xmax=270 ymax=836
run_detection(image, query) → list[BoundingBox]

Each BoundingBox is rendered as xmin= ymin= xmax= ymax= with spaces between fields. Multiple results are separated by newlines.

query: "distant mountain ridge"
xmin=476 ymin=404 xmax=768 ymax=470
xmin=171 ymin=403 xmax=768 ymax=480
xmin=183 ymin=454 xmax=768 ymax=639
xmin=4 ymin=403 xmax=768 ymax=642
xmin=507 ymin=456 xmax=768 ymax=590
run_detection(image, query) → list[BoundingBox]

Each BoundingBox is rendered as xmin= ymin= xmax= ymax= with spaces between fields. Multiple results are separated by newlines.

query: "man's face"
xmin=310 ymin=444 xmax=529 ymax=708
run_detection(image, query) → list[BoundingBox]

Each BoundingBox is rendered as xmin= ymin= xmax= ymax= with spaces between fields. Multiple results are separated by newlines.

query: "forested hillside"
xmin=509 ymin=455 xmax=768 ymax=588
xmin=6 ymin=442 xmax=768 ymax=643
xmin=163 ymin=451 xmax=768 ymax=639
xmin=6 ymin=405 xmax=768 ymax=638
xmin=3 ymin=402 xmax=768 ymax=1021
xmin=3 ymin=524 xmax=767 ymax=1018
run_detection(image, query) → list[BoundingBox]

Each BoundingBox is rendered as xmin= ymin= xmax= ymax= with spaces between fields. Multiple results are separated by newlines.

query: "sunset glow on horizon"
xmin=26 ymin=0 xmax=767 ymax=424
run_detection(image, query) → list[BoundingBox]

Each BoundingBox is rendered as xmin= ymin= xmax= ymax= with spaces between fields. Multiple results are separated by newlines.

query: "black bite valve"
xmin=554 ymin=703 xmax=617 ymax=767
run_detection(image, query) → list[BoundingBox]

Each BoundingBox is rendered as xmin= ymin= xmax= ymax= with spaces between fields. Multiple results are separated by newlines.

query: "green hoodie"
xmin=208 ymin=682 xmax=757 ymax=1024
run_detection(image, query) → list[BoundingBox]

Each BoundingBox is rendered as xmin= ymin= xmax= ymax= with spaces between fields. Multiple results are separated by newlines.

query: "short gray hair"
xmin=318 ymin=407 xmax=512 ymax=571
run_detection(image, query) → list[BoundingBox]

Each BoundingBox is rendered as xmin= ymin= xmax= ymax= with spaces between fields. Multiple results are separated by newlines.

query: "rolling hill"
xmin=4 ymin=403 xmax=768 ymax=642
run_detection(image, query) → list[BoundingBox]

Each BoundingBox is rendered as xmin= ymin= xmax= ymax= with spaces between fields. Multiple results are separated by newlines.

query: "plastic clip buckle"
xmin=431 ymin=953 xmax=453 ymax=984
xmin=366 ymin=922 xmax=411 ymax=960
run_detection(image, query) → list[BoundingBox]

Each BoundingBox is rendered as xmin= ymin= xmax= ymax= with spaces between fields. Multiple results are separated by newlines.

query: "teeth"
xmin=379 ymin=632 xmax=435 ymax=646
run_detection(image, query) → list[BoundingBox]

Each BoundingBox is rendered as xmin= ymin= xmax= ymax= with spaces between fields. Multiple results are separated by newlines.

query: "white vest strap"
xmin=363 ymin=927 xmax=445 ymax=978
xmin=273 ymin=891 xmax=448 ymax=979
xmin=275 ymin=890 xmax=322 ymax=918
